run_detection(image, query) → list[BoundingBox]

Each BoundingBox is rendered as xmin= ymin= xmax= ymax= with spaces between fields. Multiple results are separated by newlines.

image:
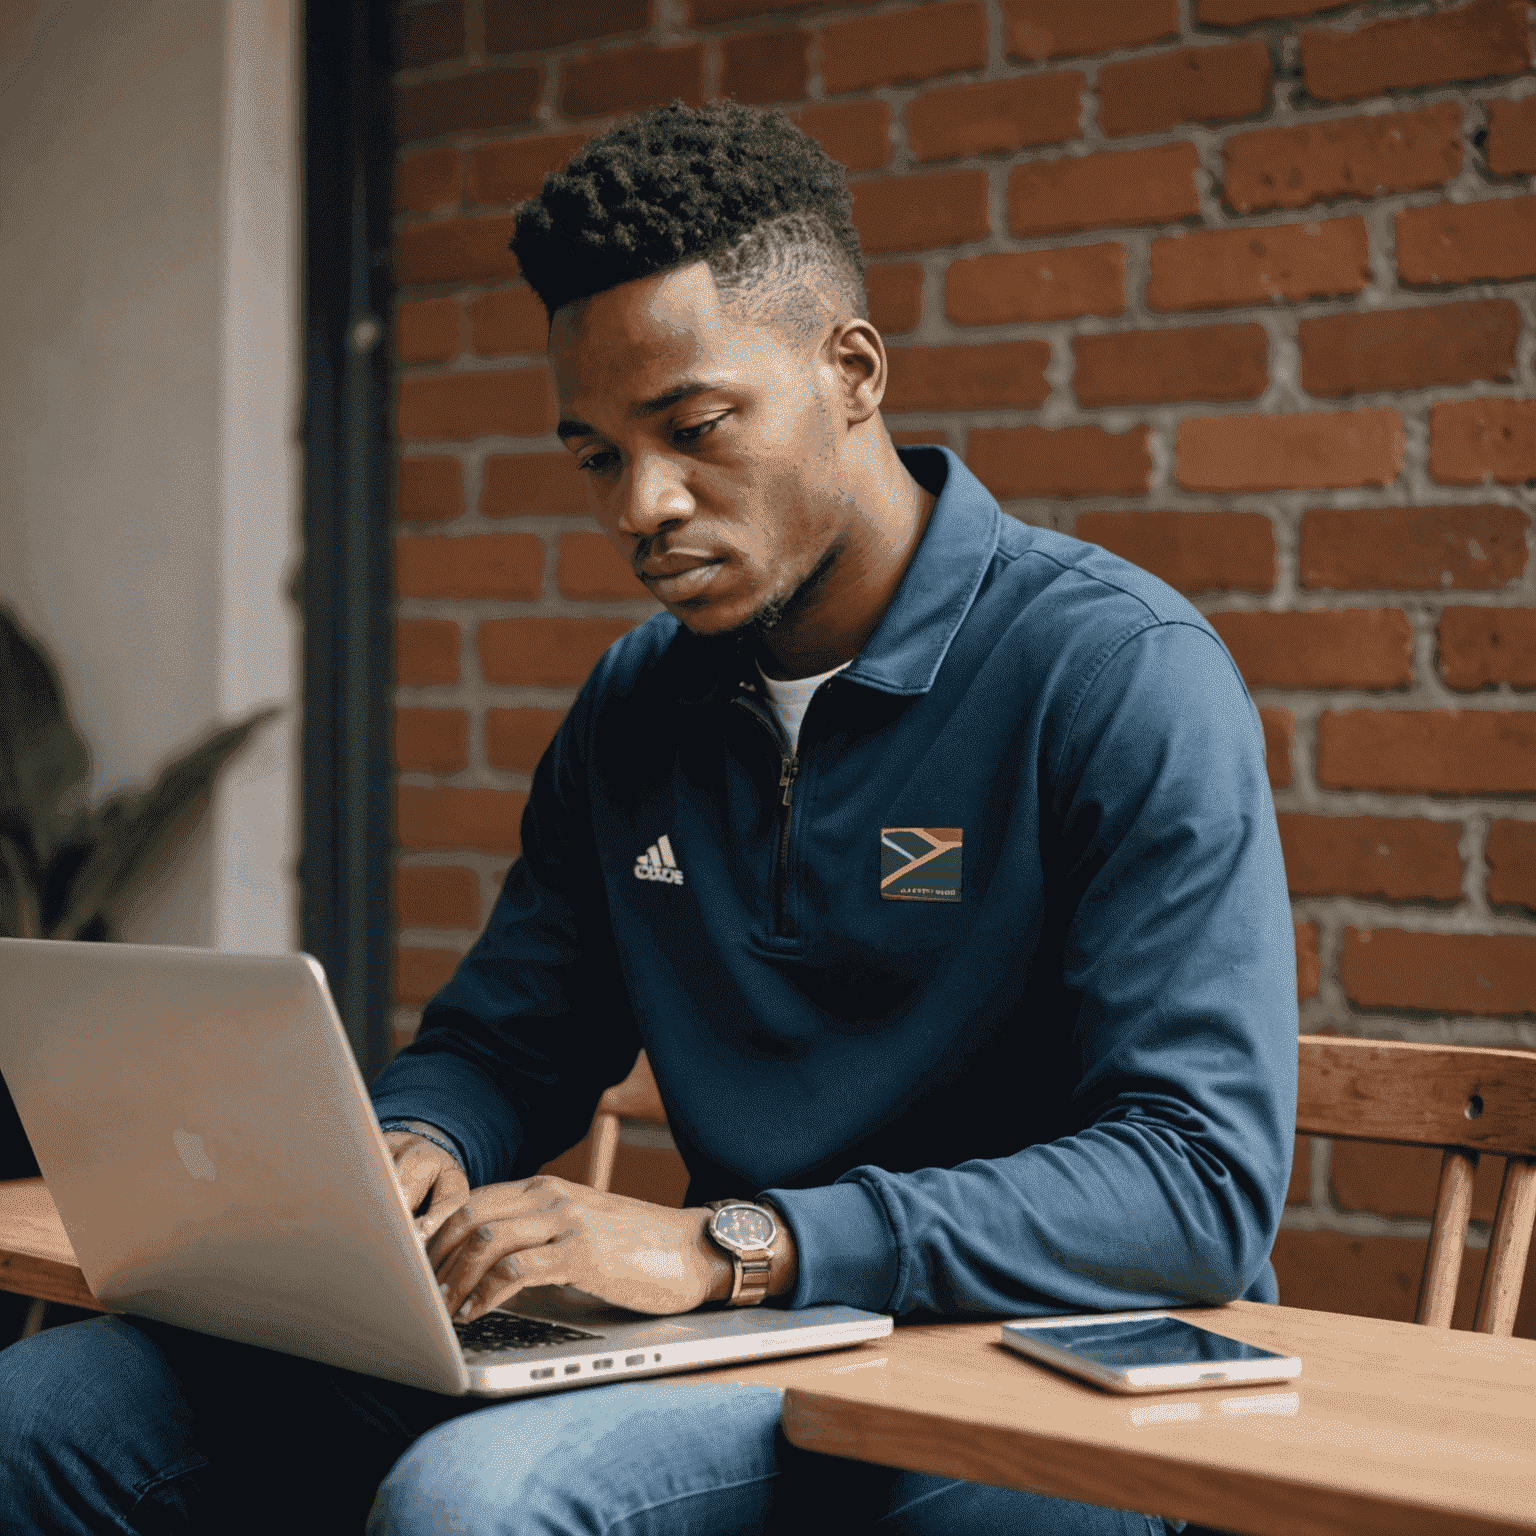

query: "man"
xmin=0 ymin=102 xmax=1295 ymax=1534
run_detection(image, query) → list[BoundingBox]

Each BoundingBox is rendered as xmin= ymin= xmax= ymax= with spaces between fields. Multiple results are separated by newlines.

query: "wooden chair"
xmin=582 ymin=1050 xmax=669 ymax=1193
xmin=1296 ymin=1034 xmax=1536 ymax=1335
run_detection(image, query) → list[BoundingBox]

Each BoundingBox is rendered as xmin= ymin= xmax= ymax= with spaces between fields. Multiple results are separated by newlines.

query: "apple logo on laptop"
xmin=172 ymin=1128 xmax=217 ymax=1181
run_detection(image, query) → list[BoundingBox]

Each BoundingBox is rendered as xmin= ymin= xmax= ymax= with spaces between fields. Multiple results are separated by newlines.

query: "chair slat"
xmin=1473 ymin=1157 xmax=1536 ymax=1336
xmin=1297 ymin=1037 xmax=1536 ymax=1158
xmin=1415 ymin=1149 xmax=1477 ymax=1329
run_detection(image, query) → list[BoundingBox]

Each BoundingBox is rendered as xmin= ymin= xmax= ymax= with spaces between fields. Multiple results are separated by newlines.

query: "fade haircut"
xmin=511 ymin=100 xmax=868 ymax=338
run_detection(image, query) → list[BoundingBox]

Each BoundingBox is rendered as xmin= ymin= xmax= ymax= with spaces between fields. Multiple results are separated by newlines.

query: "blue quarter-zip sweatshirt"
xmin=372 ymin=446 xmax=1298 ymax=1320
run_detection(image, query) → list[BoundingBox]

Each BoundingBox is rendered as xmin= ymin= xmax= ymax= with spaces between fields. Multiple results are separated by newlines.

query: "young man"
xmin=0 ymin=102 xmax=1295 ymax=1534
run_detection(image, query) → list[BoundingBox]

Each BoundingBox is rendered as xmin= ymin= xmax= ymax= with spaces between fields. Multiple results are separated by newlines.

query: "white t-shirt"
xmin=757 ymin=660 xmax=849 ymax=755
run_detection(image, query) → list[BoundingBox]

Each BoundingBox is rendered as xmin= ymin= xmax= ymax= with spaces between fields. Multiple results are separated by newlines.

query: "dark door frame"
xmin=299 ymin=0 xmax=396 ymax=1081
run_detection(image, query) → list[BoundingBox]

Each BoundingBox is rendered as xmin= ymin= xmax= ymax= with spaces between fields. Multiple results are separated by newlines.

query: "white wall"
xmin=0 ymin=0 xmax=300 ymax=950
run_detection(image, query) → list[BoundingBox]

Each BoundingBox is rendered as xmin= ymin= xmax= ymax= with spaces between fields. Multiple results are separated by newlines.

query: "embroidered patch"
xmin=880 ymin=827 xmax=962 ymax=903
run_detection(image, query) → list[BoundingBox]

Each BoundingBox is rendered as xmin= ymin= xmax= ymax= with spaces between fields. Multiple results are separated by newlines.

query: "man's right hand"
xmin=385 ymin=1127 xmax=471 ymax=1242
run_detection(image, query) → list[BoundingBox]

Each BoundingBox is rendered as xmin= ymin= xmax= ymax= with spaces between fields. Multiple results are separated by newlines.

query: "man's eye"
xmin=578 ymin=450 xmax=619 ymax=475
xmin=674 ymin=414 xmax=726 ymax=446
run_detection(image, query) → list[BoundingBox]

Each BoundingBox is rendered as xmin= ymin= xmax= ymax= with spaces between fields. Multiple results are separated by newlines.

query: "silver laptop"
xmin=0 ymin=937 xmax=891 ymax=1395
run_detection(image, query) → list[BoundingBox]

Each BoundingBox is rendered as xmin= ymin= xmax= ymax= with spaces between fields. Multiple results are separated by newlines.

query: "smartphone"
xmin=1000 ymin=1311 xmax=1302 ymax=1394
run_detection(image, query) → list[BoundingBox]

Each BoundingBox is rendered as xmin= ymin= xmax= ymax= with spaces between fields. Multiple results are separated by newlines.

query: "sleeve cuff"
xmin=761 ymin=1177 xmax=901 ymax=1314
xmin=371 ymin=1049 xmax=525 ymax=1189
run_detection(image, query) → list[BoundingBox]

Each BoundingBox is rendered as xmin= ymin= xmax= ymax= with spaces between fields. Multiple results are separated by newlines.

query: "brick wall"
xmin=388 ymin=0 xmax=1535 ymax=1330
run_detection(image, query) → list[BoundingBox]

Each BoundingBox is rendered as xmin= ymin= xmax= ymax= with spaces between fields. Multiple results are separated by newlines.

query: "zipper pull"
xmin=779 ymin=755 xmax=799 ymax=807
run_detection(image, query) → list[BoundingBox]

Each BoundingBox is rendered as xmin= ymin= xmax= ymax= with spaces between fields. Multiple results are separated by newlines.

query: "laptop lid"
xmin=0 ymin=937 xmax=470 ymax=1393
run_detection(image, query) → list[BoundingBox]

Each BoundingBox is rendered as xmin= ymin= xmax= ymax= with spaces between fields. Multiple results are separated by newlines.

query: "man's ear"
xmin=828 ymin=318 xmax=886 ymax=425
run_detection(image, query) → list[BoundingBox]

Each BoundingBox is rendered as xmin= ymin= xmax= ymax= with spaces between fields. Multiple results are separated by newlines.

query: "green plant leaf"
xmin=0 ymin=832 xmax=41 ymax=939
xmin=0 ymin=606 xmax=91 ymax=876
xmin=48 ymin=706 xmax=280 ymax=940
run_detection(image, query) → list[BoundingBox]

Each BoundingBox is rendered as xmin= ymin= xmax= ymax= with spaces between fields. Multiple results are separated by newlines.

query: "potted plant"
xmin=0 ymin=605 xmax=277 ymax=1177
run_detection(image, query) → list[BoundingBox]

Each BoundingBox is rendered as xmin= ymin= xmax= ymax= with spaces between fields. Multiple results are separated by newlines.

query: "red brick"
xmin=1148 ymin=217 xmax=1370 ymax=312
xmin=395 ymin=946 xmax=463 ymax=1007
xmin=1073 ymin=324 xmax=1266 ymax=407
xmin=1429 ymin=398 xmax=1536 ymax=487
xmin=890 ymin=430 xmax=944 ymax=448
xmin=478 ymin=617 xmax=637 ymax=686
xmin=396 ymin=297 xmax=460 ymax=365
xmin=1487 ymin=96 xmax=1536 ymax=175
xmin=1301 ymin=1 xmax=1532 ymax=103
xmin=790 ymin=103 xmax=891 ymax=173
xmin=560 ymin=44 xmax=705 ymax=120
xmin=1341 ymin=927 xmax=1536 ymax=1016
xmin=1300 ymin=505 xmax=1528 ymax=592
xmin=468 ymin=132 xmax=592 ymax=205
xmin=1197 ymin=0 xmax=1344 ymax=23
xmin=468 ymin=287 xmax=546 ymax=357
xmin=483 ymin=453 xmax=588 ymax=516
xmin=1276 ymin=813 xmax=1464 ymax=901
xmin=398 ymin=786 xmax=528 ymax=855
xmin=946 ymin=246 xmax=1125 ymax=324
xmin=884 ymin=342 xmax=1051 ymax=414
xmin=968 ymin=425 xmax=1152 ymax=500
xmin=866 ymin=264 xmax=923 ymax=334
xmin=485 ymin=0 xmax=648 ymax=54
xmin=1331 ymin=1140 xmax=1507 ymax=1224
xmin=1210 ymin=609 xmax=1413 ymax=690
xmin=395 ymin=147 xmax=462 ymax=214
xmin=556 ymin=532 xmax=643 ymax=600
xmin=396 ymin=865 xmax=481 ymax=930
xmin=396 ymin=369 xmax=557 ymax=441
xmin=822 ymin=2 xmax=986 ymax=95
xmin=1003 ymin=0 xmax=1177 ymax=61
xmin=1438 ymin=607 xmax=1536 ymax=689
xmin=1316 ymin=711 xmax=1536 ymax=794
xmin=853 ymin=171 xmax=989 ymax=255
xmin=719 ymin=29 xmax=809 ymax=104
xmin=1177 ymin=410 xmax=1402 ymax=494
xmin=394 ymin=707 xmax=469 ymax=772
xmin=1075 ymin=511 xmax=1275 ymax=593
xmin=485 ymin=708 xmax=566 ymax=773
xmin=1007 ymin=143 xmax=1200 ymax=238
xmin=1396 ymin=196 xmax=1536 ymax=285
xmin=397 ymin=215 xmax=520 ymax=287
xmin=395 ymin=67 xmax=540 ymax=145
xmin=398 ymin=1 xmax=464 ymax=69
xmin=1261 ymin=707 xmax=1294 ymax=788
xmin=1295 ymin=921 xmax=1320 ymax=1000
xmin=1225 ymin=104 xmax=1463 ymax=216
xmin=396 ymin=618 xmax=460 ymax=686
xmin=685 ymin=0 xmax=821 ymax=19
xmin=908 ymin=73 xmax=1083 ymax=164
xmin=1487 ymin=819 xmax=1536 ymax=911
xmin=1098 ymin=42 xmax=1270 ymax=139
xmin=397 ymin=457 xmax=463 ymax=524
xmin=1287 ymin=1136 xmax=1311 ymax=1204
xmin=396 ymin=532 xmax=544 ymax=601
xmin=1299 ymin=300 xmax=1518 ymax=399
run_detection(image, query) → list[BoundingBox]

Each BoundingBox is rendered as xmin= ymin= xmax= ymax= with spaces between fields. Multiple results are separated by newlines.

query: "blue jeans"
xmin=1 ymin=1315 xmax=1172 ymax=1534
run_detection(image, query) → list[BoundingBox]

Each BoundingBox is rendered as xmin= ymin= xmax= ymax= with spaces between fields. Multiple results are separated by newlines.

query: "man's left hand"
xmin=428 ymin=1175 xmax=755 ymax=1321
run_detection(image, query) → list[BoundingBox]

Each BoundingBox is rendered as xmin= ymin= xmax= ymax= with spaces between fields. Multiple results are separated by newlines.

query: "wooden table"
xmin=779 ymin=1299 xmax=1536 ymax=1536
xmin=0 ymin=1179 xmax=100 ymax=1310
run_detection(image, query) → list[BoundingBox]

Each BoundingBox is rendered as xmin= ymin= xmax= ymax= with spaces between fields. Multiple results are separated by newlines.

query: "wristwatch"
xmin=704 ymin=1199 xmax=779 ymax=1306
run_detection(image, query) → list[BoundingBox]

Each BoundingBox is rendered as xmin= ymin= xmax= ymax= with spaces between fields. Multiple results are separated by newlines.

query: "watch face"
xmin=712 ymin=1204 xmax=776 ymax=1253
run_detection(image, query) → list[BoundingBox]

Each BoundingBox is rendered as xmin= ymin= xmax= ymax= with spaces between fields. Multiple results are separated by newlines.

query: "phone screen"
xmin=1017 ymin=1316 xmax=1289 ymax=1370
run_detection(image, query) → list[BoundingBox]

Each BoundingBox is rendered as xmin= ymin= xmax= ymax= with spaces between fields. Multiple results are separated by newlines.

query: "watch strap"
xmin=705 ymin=1199 xmax=775 ymax=1307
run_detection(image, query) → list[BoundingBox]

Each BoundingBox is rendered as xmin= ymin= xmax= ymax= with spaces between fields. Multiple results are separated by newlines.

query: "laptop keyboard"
xmin=454 ymin=1311 xmax=604 ymax=1355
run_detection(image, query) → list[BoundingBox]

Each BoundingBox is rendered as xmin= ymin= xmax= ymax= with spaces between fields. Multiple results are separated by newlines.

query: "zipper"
xmin=734 ymin=693 xmax=801 ymax=938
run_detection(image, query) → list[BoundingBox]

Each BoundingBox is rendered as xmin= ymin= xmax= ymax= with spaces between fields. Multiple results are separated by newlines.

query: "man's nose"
xmin=616 ymin=454 xmax=694 ymax=540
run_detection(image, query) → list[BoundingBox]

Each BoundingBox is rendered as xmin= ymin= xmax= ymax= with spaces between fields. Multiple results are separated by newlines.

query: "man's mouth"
xmin=635 ymin=553 xmax=725 ymax=603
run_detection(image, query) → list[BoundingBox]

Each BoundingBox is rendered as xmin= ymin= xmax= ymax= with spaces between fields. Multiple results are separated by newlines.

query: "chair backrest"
xmin=1296 ymin=1035 xmax=1536 ymax=1335
xmin=583 ymin=1050 xmax=668 ymax=1194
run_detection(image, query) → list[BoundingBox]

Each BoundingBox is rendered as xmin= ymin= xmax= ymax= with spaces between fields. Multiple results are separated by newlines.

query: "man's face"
xmin=550 ymin=262 xmax=850 ymax=638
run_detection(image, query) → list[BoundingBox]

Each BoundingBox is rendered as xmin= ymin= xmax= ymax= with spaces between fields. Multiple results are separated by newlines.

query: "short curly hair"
xmin=510 ymin=100 xmax=867 ymax=329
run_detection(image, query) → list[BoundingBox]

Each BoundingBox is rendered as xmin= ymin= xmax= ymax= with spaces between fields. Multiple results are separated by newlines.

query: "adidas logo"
xmin=634 ymin=833 xmax=685 ymax=886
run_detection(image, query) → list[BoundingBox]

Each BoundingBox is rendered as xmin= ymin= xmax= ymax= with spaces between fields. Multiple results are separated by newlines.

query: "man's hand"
xmin=385 ymin=1128 xmax=471 ymax=1243
xmin=427 ymin=1175 xmax=746 ymax=1322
